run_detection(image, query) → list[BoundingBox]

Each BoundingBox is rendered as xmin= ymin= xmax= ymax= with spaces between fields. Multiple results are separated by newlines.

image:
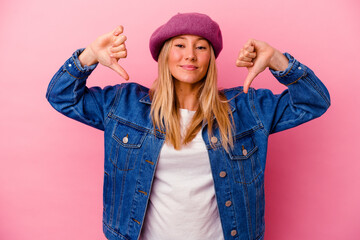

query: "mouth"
xmin=180 ymin=65 xmax=198 ymax=71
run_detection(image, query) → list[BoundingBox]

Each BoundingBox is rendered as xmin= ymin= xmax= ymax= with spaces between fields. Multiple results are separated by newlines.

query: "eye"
xmin=175 ymin=44 xmax=185 ymax=48
xmin=196 ymin=46 xmax=207 ymax=50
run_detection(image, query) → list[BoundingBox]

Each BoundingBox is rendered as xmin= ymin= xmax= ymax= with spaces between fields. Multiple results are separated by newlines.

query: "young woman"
xmin=46 ymin=13 xmax=330 ymax=240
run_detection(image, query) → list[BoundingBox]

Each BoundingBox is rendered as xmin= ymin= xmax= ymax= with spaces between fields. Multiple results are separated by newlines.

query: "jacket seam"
xmin=88 ymin=87 xmax=104 ymax=128
xmin=64 ymin=68 xmax=87 ymax=80
xmin=105 ymin=84 xmax=124 ymax=128
xmin=71 ymin=55 xmax=86 ymax=73
xmin=46 ymin=69 xmax=65 ymax=100
xmin=303 ymin=75 xmax=331 ymax=107
xmin=249 ymin=88 xmax=269 ymax=137
xmin=103 ymin=220 xmax=129 ymax=240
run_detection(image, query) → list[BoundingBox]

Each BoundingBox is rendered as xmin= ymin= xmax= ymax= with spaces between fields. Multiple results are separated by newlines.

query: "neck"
xmin=174 ymin=79 xmax=202 ymax=111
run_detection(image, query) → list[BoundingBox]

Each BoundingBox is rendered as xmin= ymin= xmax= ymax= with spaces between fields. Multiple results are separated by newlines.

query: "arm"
xmin=46 ymin=26 xmax=129 ymax=130
xmin=236 ymin=39 xmax=330 ymax=134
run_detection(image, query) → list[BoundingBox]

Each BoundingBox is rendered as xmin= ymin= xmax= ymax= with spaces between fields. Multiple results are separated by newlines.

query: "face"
xmin=168 ymin=35 xmax=211 ymax=86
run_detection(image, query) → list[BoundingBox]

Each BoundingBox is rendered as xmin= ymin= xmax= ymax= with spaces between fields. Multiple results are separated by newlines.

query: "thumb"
xmin=243 ymin=71 xmax=258 ymax=94
xmin=109 ymin=60 xmax=129 ymax=80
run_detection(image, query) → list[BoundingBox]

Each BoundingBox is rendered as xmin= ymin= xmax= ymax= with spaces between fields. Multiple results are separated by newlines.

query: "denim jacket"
xmin=46 ymin=49 xmax=330 ymax=240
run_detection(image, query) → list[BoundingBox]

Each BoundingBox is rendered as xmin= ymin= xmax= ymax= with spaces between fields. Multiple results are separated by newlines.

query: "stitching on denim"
xmin=275 ymin=59 xmax=295 ymax=78
xmin=112 ymin=124 xmax=147 ymax=149
xmin=255 ymin=230 xmax=265 ymax=240
xmin=220 ymin=149 xmax=239 ymax=236
xmin=64 ymin=68 xmax=86 ymax=80
xmin=109 ymin=113 xmax=152 ymax=134
xmin=229 ymin=146 xmax=258 ymax=161
xmin=276 ymin=111 xmax=306 ymax=128
xmin=285 ymin=72 xmax=304 ymax=86
xmin=234 ymin=166 xmax=262 ymax=185
xmin=103 ymin=220 xmax=129 ymax=240
xmin=138 ymin=190 xmax=147 ymax=195
xmin=109 ymin=131 xmax=138 ymax=171
xmin=46 ymin=69 xmax=66 ymax=99
xmin=110 ymin=166 xmax=116 ymax=225
xmin=304 ymin=75 xmax=331 ymax=107
xmin=115 ymin=167 xmax=129 ymax=229
xmin=249 ymin=89 xmax=269 ymax=137
xmin=132 ymin=218 xmax=141 ymax=225
xmin=240 ymin=162 xmax=254 ymax=240
xmin=145 ymin=160 xmax=154 ymax=165
xmin=71 ymin=55 xmax=87 ymax=73
xmin=255 ymin=181 xmax=265 ymax=239
xmin=105 ymin=84 xmax=124 ymax=128
xmin=88 ymin=88 xmax=104 ymax=128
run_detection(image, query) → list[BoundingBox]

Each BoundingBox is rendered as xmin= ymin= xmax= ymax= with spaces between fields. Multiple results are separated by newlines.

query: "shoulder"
xmin=119 ymin=82 xmax=149 ymax=93
xmin=115 ymin=82 xmax=150 ymax=100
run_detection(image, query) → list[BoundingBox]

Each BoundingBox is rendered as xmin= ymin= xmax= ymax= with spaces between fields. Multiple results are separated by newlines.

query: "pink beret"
xmin=149 ymin=12 xmax=223 ymax=61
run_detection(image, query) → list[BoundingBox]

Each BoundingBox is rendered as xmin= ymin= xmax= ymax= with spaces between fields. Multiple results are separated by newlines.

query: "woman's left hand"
xmin=236 ymin=39 xmax=289 ymax=93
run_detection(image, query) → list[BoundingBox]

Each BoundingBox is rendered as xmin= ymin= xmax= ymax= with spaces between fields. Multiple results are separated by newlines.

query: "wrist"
xmin=269 ymin=50 xmax=289 ymax=71
xmin=78 ymin=47 xmax=98 ymax=67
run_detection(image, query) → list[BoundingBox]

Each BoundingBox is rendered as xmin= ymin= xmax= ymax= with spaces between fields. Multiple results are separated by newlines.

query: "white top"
xmin=140 ymin=109 xmax=224 ymax=240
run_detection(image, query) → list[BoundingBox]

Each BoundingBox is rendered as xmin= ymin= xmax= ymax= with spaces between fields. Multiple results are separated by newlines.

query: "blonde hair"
xmin=150 ymin=39 xmax=234 ymax=151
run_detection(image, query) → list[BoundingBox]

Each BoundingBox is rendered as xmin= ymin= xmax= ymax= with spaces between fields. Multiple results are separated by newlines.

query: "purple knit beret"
xmin=149 ymin=12 xmax=223 ymax=61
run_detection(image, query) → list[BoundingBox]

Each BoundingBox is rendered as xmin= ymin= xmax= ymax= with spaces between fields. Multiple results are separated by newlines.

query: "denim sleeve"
xmin=46 ymin=48 xmax=120 ymax=131
xmin=251 ymin=53 xmax=331 ymax=135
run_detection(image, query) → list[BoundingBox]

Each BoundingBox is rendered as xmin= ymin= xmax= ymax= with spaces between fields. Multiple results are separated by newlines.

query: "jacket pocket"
xmin=109 ymin=121 xmax=147 ymax=170
xmin=228 ymin=131 xmax=262 ymax=184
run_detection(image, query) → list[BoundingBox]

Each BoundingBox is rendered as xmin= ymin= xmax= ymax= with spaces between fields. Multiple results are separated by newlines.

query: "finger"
xmin=243 ymin=71 xmax=258 ymax=94
xmin=236 ymin=60 xmax=253 ymax=67
xmin=112 ymin=35 xmax=127 ymax=47
xmin=246 ymin=45 xmax=255 ymax=53
xmin=109 ymin=61 xmax=129 ymax=80
xmin=113 ymin=25 xmax=124 ymax=36
xmin=243 ymin=51 xmax=256 ymax=59
xmin=238 ymin=56 xmax=253 ymax=62
xmin=110 ymin=50 xmax=127 ymax=59
xmin=243 ymin=39 xmax=255 ymax=53
xmin=110 ymin=43 xmax=126 ymax=52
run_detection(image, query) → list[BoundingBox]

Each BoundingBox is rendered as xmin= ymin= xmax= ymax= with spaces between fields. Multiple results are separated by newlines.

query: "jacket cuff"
xmin=64 ymin=48 xmax=98 ymax=79
xmin=269 ymin=52 xmax=307 ymax=86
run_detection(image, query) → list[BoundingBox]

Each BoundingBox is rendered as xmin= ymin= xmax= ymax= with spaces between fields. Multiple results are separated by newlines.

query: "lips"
xmin=180 ymin=65 xmax=198 ymax=70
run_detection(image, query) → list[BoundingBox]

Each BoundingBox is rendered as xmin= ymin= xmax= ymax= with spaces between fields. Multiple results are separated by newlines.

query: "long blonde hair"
xmin=150 ymin=39 xmax=234 ymax=151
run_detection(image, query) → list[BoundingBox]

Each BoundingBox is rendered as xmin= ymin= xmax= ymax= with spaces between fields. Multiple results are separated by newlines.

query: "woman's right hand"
xmin=79 ymin=25 xmax=129 ymax=80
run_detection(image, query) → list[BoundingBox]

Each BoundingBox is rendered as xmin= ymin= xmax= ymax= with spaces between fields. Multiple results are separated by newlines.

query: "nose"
xmin=185 ymin=47 xmax=196 ymax=61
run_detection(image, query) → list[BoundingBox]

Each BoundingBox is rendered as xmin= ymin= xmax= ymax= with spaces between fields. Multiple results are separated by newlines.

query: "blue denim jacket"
xmin=46 ymin=49 xmax=330 ymax=240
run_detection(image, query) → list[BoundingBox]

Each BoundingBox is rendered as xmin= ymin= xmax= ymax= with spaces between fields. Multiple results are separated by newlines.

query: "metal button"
xmin=231 ymin=230 xmax=237 ymax=236
xmin=219 ymin=171 xmax=227 ymax=178
xmin=225 ymin=200 xmax=232 ymax=207
xmin=242 ymin=148 xmax=248 ymax=156
xmin=122 ymin=135 xmax=129 ymax=144
xmin=68 ymin=64 xmax=72 ymax=67
xmin=298 ymin=66 xmax=302 ymax=70
xmin=211 ymin=136 xmax=218 ymax=144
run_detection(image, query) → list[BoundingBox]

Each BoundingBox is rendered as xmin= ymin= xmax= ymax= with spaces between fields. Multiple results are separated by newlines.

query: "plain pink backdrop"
xmin=1 ymin=0 xmax=359 ymax=239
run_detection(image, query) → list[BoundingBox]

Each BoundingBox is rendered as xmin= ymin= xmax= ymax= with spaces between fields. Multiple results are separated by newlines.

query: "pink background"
xmin=1 ymin=0 xmax=359 ymax=239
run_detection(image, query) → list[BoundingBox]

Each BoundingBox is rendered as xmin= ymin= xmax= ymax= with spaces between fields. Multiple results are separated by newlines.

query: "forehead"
xmin=172 ymin=34 xmax=208 ymax=42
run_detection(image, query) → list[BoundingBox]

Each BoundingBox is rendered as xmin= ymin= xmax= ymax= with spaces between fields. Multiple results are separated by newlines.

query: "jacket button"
xmin=219 ymin=171 xmax=227 ymax=178
xmin=231 ymin=230 xmax=237 ymax=236
xmin=225 ymin=200 xmax=232 ymax=207
xmin=122 ymin=136 xmax=128 ymax=144
xmin=211 ymin=136 xmax=218 ymax=144
xmin=242 ymin=148 xmax=247 ymax=156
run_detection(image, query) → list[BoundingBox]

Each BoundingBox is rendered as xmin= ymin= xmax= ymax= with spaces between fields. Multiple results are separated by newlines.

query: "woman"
xmin=46 ymin=13 xmax=330 ymax=240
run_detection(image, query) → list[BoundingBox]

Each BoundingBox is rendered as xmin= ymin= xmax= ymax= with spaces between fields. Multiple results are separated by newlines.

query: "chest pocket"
xmin=228 ymin=131 xmax=262 ymax=184
xmin=110 ymin=121 xmax=147 ymax=171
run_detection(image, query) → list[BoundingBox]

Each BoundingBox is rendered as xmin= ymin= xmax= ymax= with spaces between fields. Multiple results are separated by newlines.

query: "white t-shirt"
xmin=140 ymin=109 xmax=224 ymax=240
